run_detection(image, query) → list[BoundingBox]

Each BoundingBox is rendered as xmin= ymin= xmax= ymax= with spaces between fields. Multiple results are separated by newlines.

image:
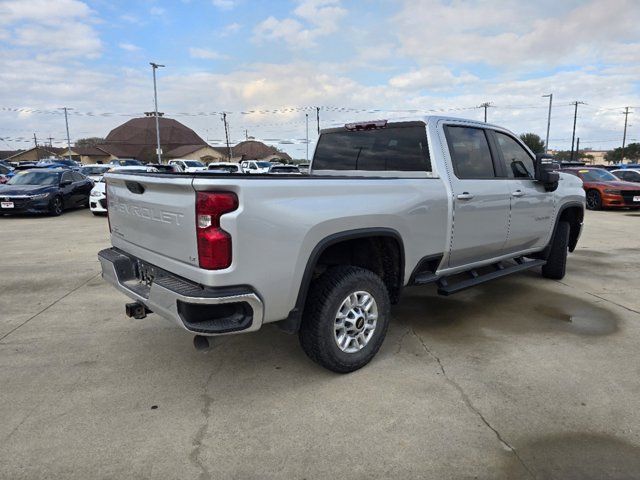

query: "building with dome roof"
xmin=61 ymin=114 xmax=292 ymax=164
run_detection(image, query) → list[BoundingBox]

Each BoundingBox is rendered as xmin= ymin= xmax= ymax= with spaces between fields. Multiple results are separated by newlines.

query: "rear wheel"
xmin=542 ymin=221 xmax=570 ymax=279
xmin=299 ymin=266 xmax=390 ymax=373
xmin=586 ymin=190 xmax=602 ymax=210
xmin=49 ymin=196 xmax=63 ymax=216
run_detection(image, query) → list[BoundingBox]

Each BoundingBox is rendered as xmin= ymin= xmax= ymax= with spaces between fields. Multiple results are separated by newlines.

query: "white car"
xmin=207 ymin=162 xmax=241 ymax=173
xmin=168 ymin=159 xmax=207 ymax=173
xmin=240 ymin=160 xmax=272 ymax=174
xmin=90 ymin=166 xmax=158 ymax=215
xmin=268 ymin=165 xmax=302 ymax=175
xmin=611 ymin=168 xmax=640 ymax=183
xmin=80 ymin=165 xmax=111 ymax=182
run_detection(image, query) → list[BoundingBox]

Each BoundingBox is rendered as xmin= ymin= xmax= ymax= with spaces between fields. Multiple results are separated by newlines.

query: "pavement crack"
xmin=189 ymin=370 xmax=216 ymax=480
xmin=0 ymin=271 xmax=101 ymax=343
xmin=556 ymin=280 xmax=640 ymax=316
xmin=411 ymin=328 xmax=536 ymax=480
xmin=394 ymin=328 xmax=411 ymax=354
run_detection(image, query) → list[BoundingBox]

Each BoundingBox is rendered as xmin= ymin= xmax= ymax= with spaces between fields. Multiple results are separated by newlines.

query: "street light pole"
xmin=150 ymin=62 xmax=165 ymax=163
xmin=542 ymin=94 xmax=552 ymax=153
xmin=305 ymin=113 xmax=309 ymax=161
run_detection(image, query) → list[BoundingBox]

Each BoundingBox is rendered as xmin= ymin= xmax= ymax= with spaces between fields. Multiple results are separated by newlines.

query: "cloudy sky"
xmin=1 ymin=0 xmax=639 ymax=158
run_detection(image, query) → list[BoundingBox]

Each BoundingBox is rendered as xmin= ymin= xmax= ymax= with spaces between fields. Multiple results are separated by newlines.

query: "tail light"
xmin=105 ymin=180 xmax=112 ymax=233
xmin=196 ymin=192 xmax=238 ymax=270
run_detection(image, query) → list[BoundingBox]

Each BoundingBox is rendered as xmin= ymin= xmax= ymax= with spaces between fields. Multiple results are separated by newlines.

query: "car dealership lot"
xmin=1 ymin=210 xmax=639 ymax=479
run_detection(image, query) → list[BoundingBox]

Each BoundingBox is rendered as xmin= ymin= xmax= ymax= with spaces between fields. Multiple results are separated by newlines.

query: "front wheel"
xmin=299 ymin=266 xmax=390 ymax=373
xmin=586 ymin=190 xmax=602 ymax=210
xmin=49 ymin=196 xmax=63 ymax=216
xmin=542 ymin=221 xmax=570 ymax=279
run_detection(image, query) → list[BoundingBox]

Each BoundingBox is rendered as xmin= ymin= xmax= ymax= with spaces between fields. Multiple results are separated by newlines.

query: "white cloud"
xmin=253 ymin=0 xmax=347 ymax=48
xmin=393 ymin=0 xmax=640 ymax=69
xmin=150 ymin=6 xmax=165 ymax=16
xmin=220 ymin=22 xmax=241 ymax=36
xmin=189 ymin=47 xmax=228 ymax=60
xmin=389 ymin=67 xmax=478 ymax=91
xmin=0 ymin=0 xmax=101 ymax=59
xmin=212 ymin=0 xmax=236 ymax=10
xmin=119 ymin=43 xmax=141 ymax=52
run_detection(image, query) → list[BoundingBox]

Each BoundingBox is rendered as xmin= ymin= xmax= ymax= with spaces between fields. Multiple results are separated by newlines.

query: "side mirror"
xmin=535 ymin=153 xmax=559 ymax=192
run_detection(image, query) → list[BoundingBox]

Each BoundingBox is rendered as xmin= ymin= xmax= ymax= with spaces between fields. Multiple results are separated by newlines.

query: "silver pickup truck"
xmin=99 ymin=116 xmax=585 ymax=372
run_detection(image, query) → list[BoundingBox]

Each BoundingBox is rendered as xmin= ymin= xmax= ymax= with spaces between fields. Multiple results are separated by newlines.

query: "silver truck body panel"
xmin=102 ymin=115 xmax=585 ymax=335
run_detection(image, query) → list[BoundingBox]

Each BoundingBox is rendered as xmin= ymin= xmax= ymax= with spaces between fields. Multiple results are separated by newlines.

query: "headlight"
xmin=31 ymin=192 xmax=50 ymax=200
xmin=604 ymin=189 xmax=621 ymax=195
xmin=90 ymin=190 xmax=102 ymax=197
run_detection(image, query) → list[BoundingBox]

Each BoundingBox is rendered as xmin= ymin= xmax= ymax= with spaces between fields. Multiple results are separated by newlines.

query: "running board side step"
xmin=436 ymin=259 xmax=546 ymax=296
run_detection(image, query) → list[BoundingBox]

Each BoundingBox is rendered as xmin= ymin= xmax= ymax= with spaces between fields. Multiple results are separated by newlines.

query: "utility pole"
xmin=150 ymin=62 xmax=165 ymax=163
xmin=61 ymin=107 xmax=73 ymax=161
xmin=621 ymin=106 xmax=630 ymax=162
xmin=316 ymin=107 xmax=320 ymax=134
xmin=245 ymin=129 xmax=248 ymax=141
xmin=33 ymin=133 xmax=40 ymax=161
xmin=479 ymin=102 xmax=492 ymax=122
xmin=222 ymin=112 xmax=232 ymax=160
xmin=576 ymin=137 xmax=580 ymax=160
xmin=305 ymin=113 xmax=309 ymax=161
xmin=569 ymin=101 xmax=585 ymax=162
xmin=47 ymin=136 xmax=54 ymax=148
xmin=542 ymin=94 xmax=553 ymax=153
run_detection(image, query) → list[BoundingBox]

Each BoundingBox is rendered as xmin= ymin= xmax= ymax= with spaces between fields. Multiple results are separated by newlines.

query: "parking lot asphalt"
xmin=1 ymin=208 xmax=639 ymax=480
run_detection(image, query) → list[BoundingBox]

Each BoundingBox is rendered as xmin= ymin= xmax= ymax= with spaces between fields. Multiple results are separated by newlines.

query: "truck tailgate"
xmin=106 ymin=173 xmax=198 ymax=266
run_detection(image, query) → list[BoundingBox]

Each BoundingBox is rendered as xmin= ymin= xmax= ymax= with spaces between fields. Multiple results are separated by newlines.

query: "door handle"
xmin=456 ymin=192 xmax=474 ymax=200
xmin=512 ymin=190 xmax=525 ymax=197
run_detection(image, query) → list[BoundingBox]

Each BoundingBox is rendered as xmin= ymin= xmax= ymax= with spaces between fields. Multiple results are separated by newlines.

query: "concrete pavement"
xmin=0 ymin=208 xmax=639 ymax=479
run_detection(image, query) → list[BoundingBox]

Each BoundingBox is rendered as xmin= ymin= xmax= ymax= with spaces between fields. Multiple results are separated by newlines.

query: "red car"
xmin=561 ymin=167 xmax=640 ymax=210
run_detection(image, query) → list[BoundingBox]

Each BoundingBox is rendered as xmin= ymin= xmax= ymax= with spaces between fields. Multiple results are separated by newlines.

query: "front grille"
xmin=1 ymin=197 xmax=31 ymax=209
xmin=621 ymin=190 xmax=640 ymax=205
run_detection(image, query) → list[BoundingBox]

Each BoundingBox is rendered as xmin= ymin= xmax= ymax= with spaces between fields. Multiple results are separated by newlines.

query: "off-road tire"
xmin=586 ymin=190 xmax=602 ymax=210
xmin=542 ymin=221 xmax=570 ymax=279
xmin=299 ymin=266 xmax=390 ymax=373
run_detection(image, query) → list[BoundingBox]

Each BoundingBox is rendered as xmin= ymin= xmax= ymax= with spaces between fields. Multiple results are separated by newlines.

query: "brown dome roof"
xmin=101 ymin=116 xmax=206 ymax=161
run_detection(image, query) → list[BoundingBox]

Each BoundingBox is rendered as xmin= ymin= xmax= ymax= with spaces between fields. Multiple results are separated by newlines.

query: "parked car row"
xmin=560 ymin=167 xmax=640 ymax=210
xmin=89 ymin=165 xmax=159 ymax=215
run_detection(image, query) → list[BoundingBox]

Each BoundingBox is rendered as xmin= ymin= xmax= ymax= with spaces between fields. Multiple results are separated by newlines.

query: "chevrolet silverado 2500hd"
xmin=98 ymin=117 xmax=585 ymax=372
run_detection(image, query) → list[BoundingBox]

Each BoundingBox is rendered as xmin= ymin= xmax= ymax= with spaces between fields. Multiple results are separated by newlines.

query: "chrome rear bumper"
xmin=98 ymin=248 xmax=263 ymax=335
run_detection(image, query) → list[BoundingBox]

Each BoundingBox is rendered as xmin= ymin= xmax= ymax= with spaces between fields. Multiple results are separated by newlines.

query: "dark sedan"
xmin=0 ymin=169 xmax=93 ymax=216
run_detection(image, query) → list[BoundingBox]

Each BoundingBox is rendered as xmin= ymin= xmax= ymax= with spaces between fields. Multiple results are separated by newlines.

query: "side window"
xmin=72 ymin=172 xmax=84 ymax=182
xmin=444 ymin=126 xmax=495 ymax=179
xmin=495 ymin=132 xmax=535 ymax=179
xmin=61 ymin=172 xmax=73 ymax=184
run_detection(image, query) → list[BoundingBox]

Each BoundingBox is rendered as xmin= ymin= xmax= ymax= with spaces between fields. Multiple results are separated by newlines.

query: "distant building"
xmin=230 ymin=140 xmax=291 ymax=163
xmin=165 ymin=144 xmax=229 ymax=163
xmin=581 ymin=150 xmax=608 ymax=165
xmin=4 ymin=146 xmax=65 ymax=162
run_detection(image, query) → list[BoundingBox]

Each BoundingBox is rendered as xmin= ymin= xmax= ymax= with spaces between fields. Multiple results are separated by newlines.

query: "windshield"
xmin=8 ymin=171 xmax=59 ymax=186
xmin=577 ymin=169 xmax=618 ymax=182
xmin=183 ymin=161 xmax=204 ymax=167
xmin=57 ymin=160 xmax=76 ymax=166
xmin=273 ymin=166 xmax=298 ymax=172
xmin=81 ymin=166 xmax=108 ymax=175
xmin=256 ymin=162 xmax=272 ymax=168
